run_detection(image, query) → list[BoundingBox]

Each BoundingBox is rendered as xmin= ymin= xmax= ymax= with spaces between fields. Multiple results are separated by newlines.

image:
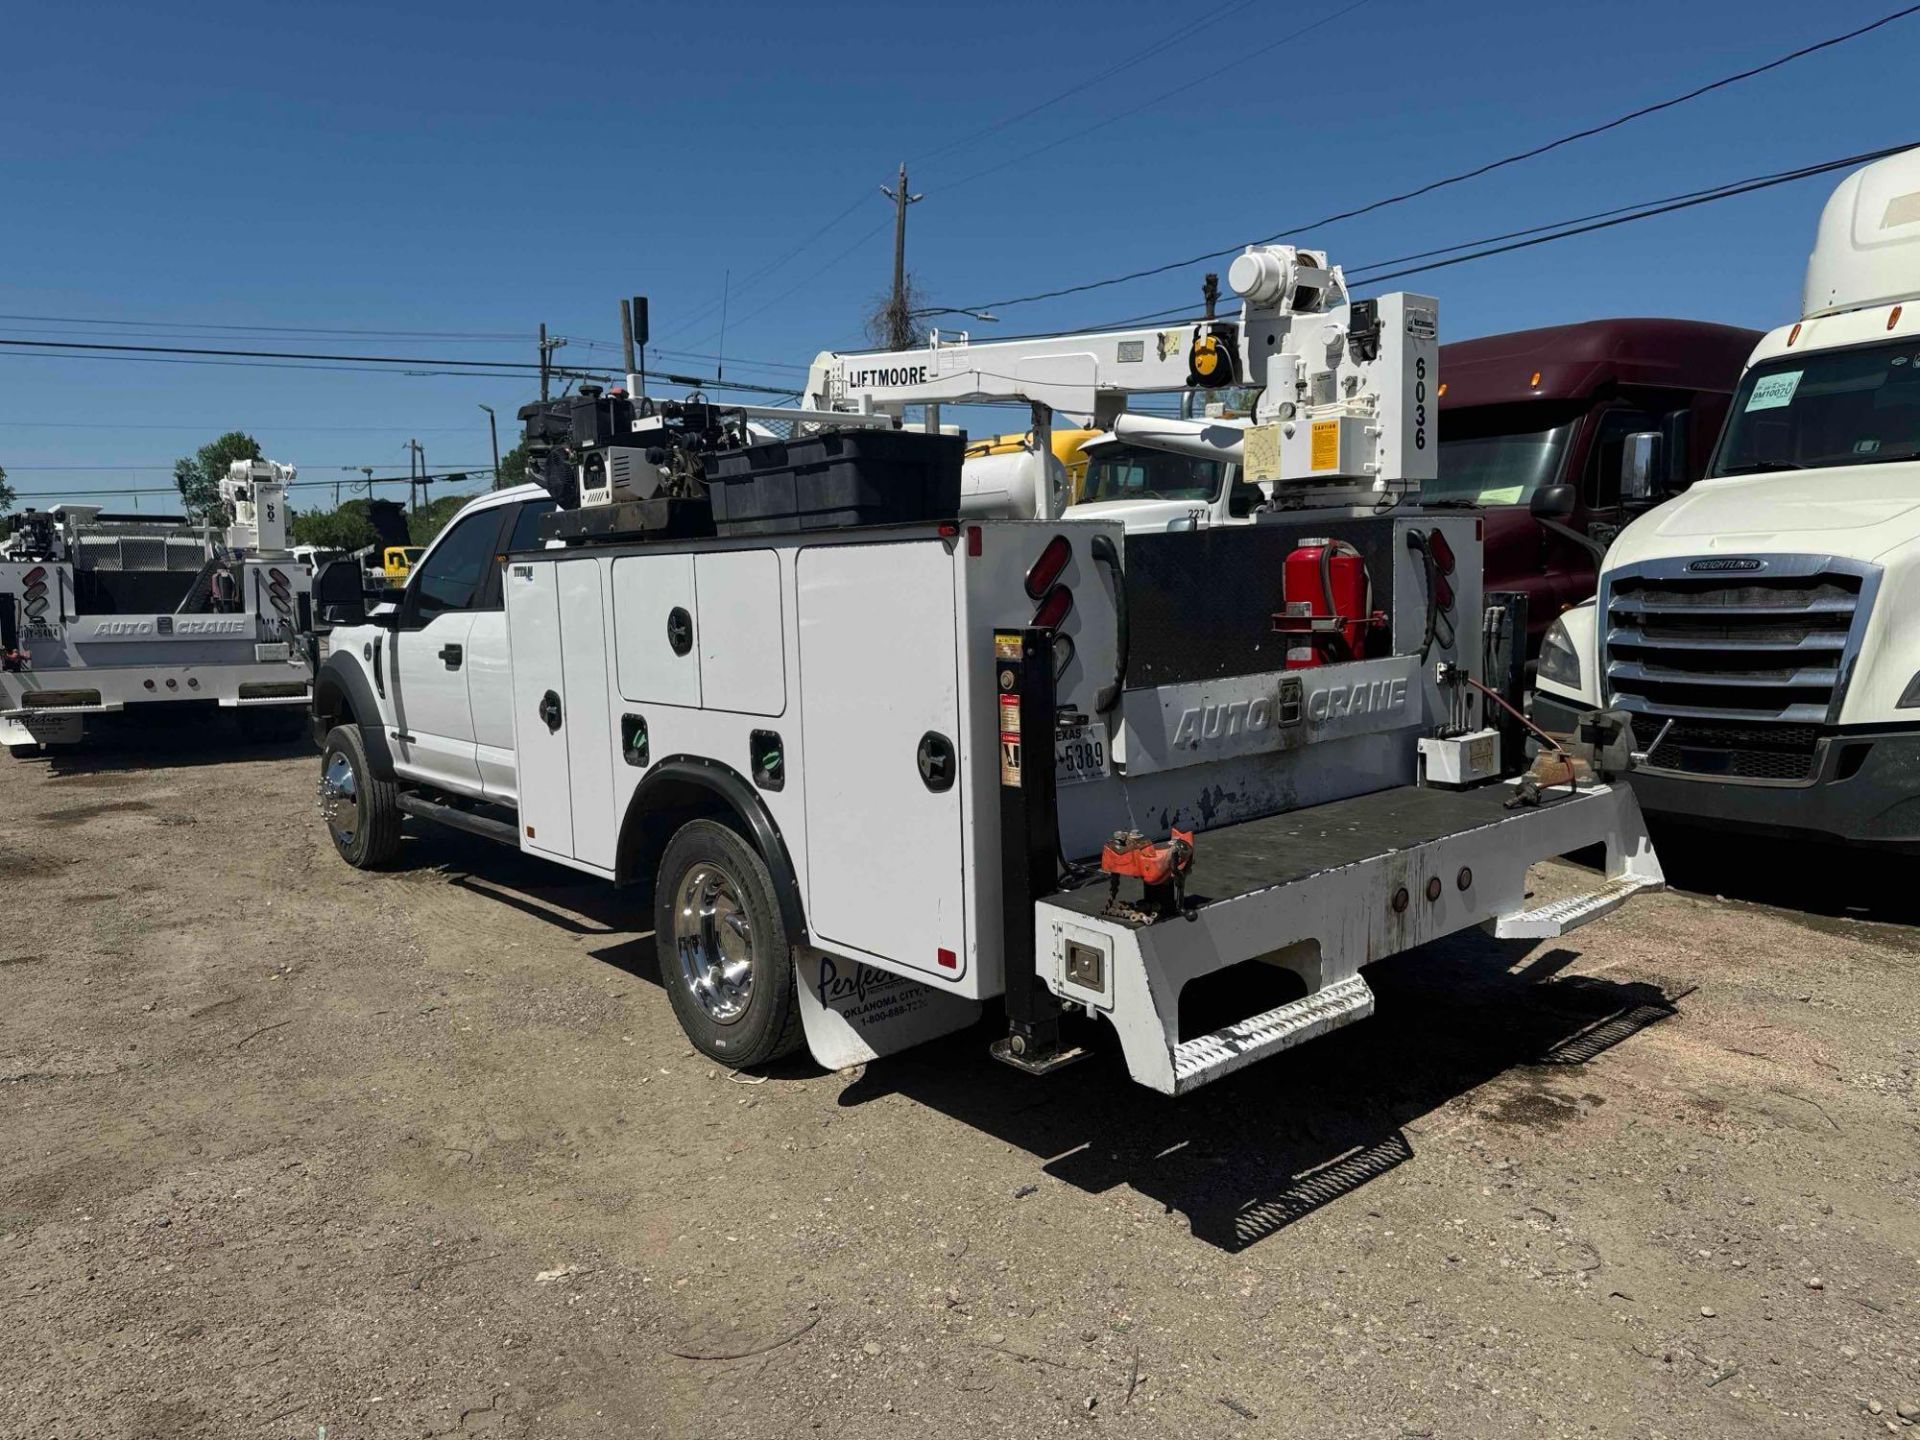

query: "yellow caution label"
xmin=1311 ymin=420 xmax=1339 ymax=471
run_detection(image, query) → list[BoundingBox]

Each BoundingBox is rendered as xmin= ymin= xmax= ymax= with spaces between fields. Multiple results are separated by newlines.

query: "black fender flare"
xmin=311 ymin=649 xmax=396 ymax=779
xmin=618 ymin=755 xmax=807 ymax=942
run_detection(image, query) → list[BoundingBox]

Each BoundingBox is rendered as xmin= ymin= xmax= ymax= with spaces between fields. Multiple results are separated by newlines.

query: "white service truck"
xmin=0 ymin=460 xmax=316 ymax=755
xmin=1533 ymin=146 xmax=1920 ymax=848
xmin=310 ymin=248 xmax=1660 ymax=1094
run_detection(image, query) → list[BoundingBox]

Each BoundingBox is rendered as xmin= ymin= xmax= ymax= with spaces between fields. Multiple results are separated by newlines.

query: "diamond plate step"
xmin=1493 ymin=874 xmax=1661 ymax=940
xmin=1170 ymin=973 xmax=1375 ymax=1094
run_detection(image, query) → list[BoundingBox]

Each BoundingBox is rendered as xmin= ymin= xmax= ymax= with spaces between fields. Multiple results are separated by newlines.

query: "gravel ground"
xmin=1 ymin=733 xmax=1915 ymax=1439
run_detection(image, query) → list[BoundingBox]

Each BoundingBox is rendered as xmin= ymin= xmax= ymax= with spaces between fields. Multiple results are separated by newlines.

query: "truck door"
xmin=388 ymin=505 xmax=509 ymax=793
xmin=471 ymin=496 xmax=557 ymax=802
xmin=796 ymin=541 xmax=966 ymax=978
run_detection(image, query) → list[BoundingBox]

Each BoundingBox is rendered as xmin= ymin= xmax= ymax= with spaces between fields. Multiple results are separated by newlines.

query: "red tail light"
xmin=1032 ymin=584 xmax=1074 ymax=630
xmin=23 ymin=567 xmax=46 ymax=587
xmin=966 ymin=525 xmax=982 ymax=558
xmin=1025 ymin=535 xmax=1071 ymax=600
xmin=1435 ymin=573 xmax=1455 ymax=613
xmin=1427 ymin=528 xmax=1456 ymax=576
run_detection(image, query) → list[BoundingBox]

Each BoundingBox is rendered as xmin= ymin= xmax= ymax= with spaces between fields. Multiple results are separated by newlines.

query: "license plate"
xmin=1055 ymin=721 xmax=1110 ymax=786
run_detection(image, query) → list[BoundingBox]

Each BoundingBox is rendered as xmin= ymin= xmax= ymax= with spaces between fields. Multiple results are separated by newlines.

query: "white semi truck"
xmin=0 ymin=460 xmax=316 ymax=755
xmin=1533 ymin=146 xmax=1920 ymax=848
xmin=310 ymin=246 xmax=1660 ymax=1094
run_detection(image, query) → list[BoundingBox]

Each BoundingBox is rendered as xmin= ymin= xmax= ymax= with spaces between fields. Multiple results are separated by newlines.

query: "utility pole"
xmin=407 ymin=439 xmax=427 ymax=513
xmin=479 ymin=404 xmax=500 ymax=489
xmin=879 ymin=162 xmax=923 ymax=351
xmin=537 ymin=326 xmax=568 ymax=402
xmin=360 ymin=466 xmax=374 ymax=499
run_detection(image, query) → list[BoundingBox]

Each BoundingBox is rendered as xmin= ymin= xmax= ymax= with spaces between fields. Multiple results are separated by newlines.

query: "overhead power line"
xmin=949 ymin=3 xmax=1920 ymax=314
xmin=1343 ymin=145 xmax=1916 ymax=286
xmin=908 ymin=0 xmax=1270 ymax=169
xmin=932 ymin=0 xmax=1372 ymax=196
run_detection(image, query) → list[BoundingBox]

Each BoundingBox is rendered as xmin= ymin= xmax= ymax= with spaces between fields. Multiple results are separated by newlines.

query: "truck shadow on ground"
xmin=839 ymin=931 xmax=1683 ymax=1253
xmin=1648 ymin=820 xmax=1920 ymax=926
xmin=393 ymin=824 xmax=1685 ymax=1252
xmin=28 ymin=721 xmax=313 ymax=776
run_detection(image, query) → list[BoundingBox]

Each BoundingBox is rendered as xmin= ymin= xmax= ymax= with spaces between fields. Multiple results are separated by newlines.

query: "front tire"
xmin=654 ymin=819 xmax=801 ymax=1067
xmin=318 ymin=723 xmax=400 ymax=868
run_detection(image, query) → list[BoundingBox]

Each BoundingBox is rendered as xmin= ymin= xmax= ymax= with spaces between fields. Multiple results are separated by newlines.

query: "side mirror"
xmin=313 ymin=559 xmax=368 ymax=629
xmin=1619 ymin=432 xmax=1662 ymax=503
xmin=1530 ymin=483 xmax=1576 ymax=522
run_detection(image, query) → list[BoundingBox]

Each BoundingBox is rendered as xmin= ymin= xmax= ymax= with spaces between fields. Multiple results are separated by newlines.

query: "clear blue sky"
xmin=2 ymin=0 xmax=1915 ymax=509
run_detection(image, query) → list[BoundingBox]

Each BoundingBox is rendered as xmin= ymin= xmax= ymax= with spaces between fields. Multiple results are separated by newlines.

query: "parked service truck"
xmin=0 ymin=460 xmax=315 ymax=755
xmin=1533 ymin=146 xmax=1920 ymax=847
xmin=311 ymin=244 xmax=1660 ymax=1095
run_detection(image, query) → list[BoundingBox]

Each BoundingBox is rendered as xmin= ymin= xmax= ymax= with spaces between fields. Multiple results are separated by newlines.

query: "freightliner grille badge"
xmin=1687 ymin=557 xmax=1766 ymax=572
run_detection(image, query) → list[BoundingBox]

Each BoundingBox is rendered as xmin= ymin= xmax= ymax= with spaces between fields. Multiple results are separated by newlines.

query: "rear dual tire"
xmin=655 ymin=819 xmax=802 ymax=1069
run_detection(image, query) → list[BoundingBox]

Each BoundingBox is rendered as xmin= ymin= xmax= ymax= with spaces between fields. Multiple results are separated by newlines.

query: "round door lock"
xmin=916 ymin=731 xmax=956 ymax=792
xmin=667 ymin=606 xmax=693 ymax=656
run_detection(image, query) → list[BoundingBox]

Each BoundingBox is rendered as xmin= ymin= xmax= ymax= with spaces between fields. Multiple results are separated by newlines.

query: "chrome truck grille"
xmin=1600 ymin=556 xmax=1879 ymax=782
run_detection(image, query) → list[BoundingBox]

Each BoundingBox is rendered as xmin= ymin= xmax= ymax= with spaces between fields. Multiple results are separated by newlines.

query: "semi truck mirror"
xmin=1529 ymin=483 xmax=1576 ymax=522
xmin=312 ymin=560 xmax=368 ymax=629
xmin=1619 ymin=433 xmax=1662 ymax=502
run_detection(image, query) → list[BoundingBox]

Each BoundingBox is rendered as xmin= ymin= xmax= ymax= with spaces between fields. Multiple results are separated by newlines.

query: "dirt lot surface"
xmin=2 ymin=735 xmax=1916 ymax=1439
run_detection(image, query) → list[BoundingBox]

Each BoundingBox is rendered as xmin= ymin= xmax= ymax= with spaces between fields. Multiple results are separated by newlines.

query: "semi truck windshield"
xmin=1431 ymin=406 xmax=1576 ymax=505
xmin=1080 ymin=445 xmax=1225 ymax=503
xmin=1715 ymin=339 xmax=1920 ymax=476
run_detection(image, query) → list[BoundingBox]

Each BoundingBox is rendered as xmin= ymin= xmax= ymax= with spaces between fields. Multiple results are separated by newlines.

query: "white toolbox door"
xmin=559 ymin=560 xmax=616 ymax=869
xmin=694 ymin=549 xmax=786 ymax=716
xmin=612 ymin=553 xmax=701 ymax=708
xmin=798 ymin=541 xmax=965 ymax=976
xmin=505 ymin=561 xmax=572 ymax=859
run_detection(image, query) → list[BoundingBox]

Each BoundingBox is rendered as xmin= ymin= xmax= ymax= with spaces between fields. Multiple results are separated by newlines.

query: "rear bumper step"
xmin=1037 ymin=779 xmax=1661 ymax=1094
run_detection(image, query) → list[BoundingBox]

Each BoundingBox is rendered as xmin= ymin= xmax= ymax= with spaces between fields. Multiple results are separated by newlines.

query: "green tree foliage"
xmin=289 ymin=501 xmax=380 ymax=552
xmin=173 ymin=431 xmax=263 ymax=520
xmin=496 ymin=443 xmax=527 ymax=488
xmin=409 ymin=491 xmax=480 ymax=546
xmin=0 ymin=462 xmax=13 ymax=515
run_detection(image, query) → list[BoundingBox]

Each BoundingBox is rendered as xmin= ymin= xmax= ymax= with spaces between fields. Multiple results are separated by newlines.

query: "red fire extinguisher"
xmin=1273 ymin=538 xmax=1378 ymax=668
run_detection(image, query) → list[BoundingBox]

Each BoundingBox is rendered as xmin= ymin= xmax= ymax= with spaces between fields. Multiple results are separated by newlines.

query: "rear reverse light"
xmin=1427 ymin=528 xmax=1456 ymax=576
xmin=1032 ymin=585 xmax=1074 ymax=630
xmin=1025 ymin=534 xmax=1071 ymax=600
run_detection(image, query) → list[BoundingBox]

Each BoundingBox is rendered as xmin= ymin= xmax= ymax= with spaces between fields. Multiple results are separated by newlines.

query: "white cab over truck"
xmin=1534 ymin=147 xmax=1920 ymax=848
xmin=311 ymin=259 xmax=1659 ymax=1095
xmin=0 ymin=460 xmax=315 ymax=755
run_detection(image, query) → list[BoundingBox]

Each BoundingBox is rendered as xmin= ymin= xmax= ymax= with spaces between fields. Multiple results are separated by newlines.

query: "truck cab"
xmin=313 ymin=486 xmax=554 ymax=801
xmin=1533 ymin=147 xmax=1920 ymax=847
xmin=1432 ymin=319 xmax=1757 ymax=652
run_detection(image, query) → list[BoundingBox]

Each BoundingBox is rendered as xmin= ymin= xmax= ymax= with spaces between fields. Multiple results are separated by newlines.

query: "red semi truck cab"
xmin=1433 ymin=319 xmax=1760 ymax=652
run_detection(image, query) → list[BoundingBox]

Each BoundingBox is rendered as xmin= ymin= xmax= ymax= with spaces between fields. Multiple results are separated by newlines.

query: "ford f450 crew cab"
xmin=1533 ymin=147 xmax=1920 ymax=848
xmin=312 ymin=247 xmax=1660 ymax=1092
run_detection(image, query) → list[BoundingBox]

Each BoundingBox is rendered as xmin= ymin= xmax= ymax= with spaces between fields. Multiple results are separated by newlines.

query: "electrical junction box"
xmin=1419 ymin=729 xmax=1502 ymax=789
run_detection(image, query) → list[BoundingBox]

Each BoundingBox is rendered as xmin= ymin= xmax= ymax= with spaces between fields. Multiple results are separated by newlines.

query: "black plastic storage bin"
xmin=705 ymin=430 xmax=964 ymax=536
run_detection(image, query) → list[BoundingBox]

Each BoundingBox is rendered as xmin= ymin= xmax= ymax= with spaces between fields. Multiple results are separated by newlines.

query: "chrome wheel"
xmin=673 ymin=861 xmax=755 ymax=1025
xmin=318 ymin=749 xmax=360 ymax=847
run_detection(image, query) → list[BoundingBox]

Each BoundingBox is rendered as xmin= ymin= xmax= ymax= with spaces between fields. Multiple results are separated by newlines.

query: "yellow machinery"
xmin=965 ymin=427 xmax=1102 ymax=503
